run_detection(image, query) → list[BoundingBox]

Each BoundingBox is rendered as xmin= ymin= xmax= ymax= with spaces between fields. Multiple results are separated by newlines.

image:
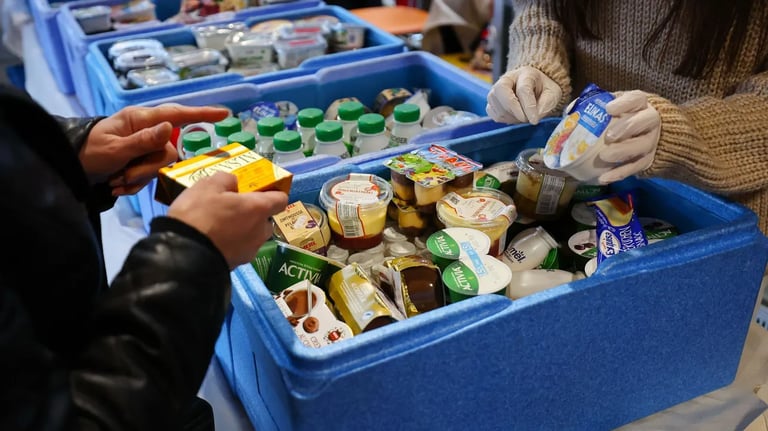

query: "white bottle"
xmin=312 ymin=121 xmax=349 ymax=158
xmin=337 ymin=100 xmax=365 ymax=153
xmin=227 ymin=131 xmax=257 ymax=151
xmin=181 ymin=131 xmax=212 ymax=160
xmin=256 ymin=116 xmax=285 ymax=161
xmin=213 ymin=116 xmax=242 ymax=148
xmin=178 ymin=122 xmax=216 ymax=159
xmin=499 ymin=226 xmax=560 ymax=272
xmin=272 ymin=130 xmax=307 ymax=166
xmin=353 ymin=113 xmax=389 ymax=156
xmin=506 ymin=269 xmax=585 ymax=299
xmin=388 ymin=103 xmax=423 ymax=148
xmin=297 ymin=107 xmax=324 ymax=155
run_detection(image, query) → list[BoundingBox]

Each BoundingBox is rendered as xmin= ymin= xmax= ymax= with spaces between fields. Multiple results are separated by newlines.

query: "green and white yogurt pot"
xmin=442 ymin=254 xmax=512 ymax=303
xmin=426 ymin=227 xmax=491 ymax=270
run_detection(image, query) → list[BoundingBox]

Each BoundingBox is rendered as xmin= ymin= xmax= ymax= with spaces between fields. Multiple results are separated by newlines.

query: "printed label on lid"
xmin=441 ymin=193 xmax=515 ymax=223
xmin=329 ymin=174 xmax=381 ymax=204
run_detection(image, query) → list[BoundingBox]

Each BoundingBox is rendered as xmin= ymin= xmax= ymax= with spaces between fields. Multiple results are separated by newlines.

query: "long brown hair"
xmin=553 ymin=0 xmax=768 ymax=78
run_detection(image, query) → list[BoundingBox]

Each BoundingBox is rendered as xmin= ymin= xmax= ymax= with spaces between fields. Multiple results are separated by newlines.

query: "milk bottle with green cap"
xmin=272 ymin=130 xmax=306 ymax=165
xmin=313 ymin=121 xmax=349 ymax=158
xmin=388 ymin=103 xmax=422 ymax=148
xmin=181 ymin=131 xmax=212 ymax=160
xmin=213 ymin=116 xmax=242 ymax=148
xmin=297 ymin=107 xmax=324 ymax=156
xmin=227 ymin=131 xmax=256 ymax=150
xmin=337 ymin=101 xmax=365 ymax=155
xmin=353 ymin=113 xmax=389 ymax=155
xmin=256 ymin=116 xmax=285 ymax=161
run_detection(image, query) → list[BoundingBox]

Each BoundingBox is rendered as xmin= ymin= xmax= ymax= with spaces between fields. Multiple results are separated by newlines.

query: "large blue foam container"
xmin=57 ymin=0 xmax=323 ymax=115
xmin=83 ymin=4 xmax=405 ymax=116
xmin=226 ymin=121 xmax=768 ymax=431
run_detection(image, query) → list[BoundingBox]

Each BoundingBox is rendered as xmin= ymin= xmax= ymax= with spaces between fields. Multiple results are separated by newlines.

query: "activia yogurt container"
xmin=426 ymin=227 xmax=491 ymax=270
xmin=442 ymin=254 xmax=512 ymax=303
xmin=319 ymin=173 xmax=393 ymax=251
xmin=435 ymin=187 xmax=516 ymax=257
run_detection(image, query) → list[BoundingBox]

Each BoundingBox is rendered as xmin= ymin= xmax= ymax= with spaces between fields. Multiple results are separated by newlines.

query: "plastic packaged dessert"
xmin=442 ymin=254 xmax=512 ymax=303
xmin=542 ymin=83 xmax=617 ymax=182
xmin=435 ymin=188 xmax=516 ymax=257
xmin=73 ymin=5 xmax=112 ymax=34
xmin=273 ymin=280 xmax=353 ymax=347
xmin=272 ymin=201 xmax=331 ymax=256
xmin=126 ymin=67 xmax=179 ymax=88
xmin=378 ymin=256 xmax=445 ymax=317
xmin=514 ymin=148 xmax=580 ymax=221
xmin=167 ymin=48 xmax=228 ymax=73
xmin=318 ymin=173 xmax=393 ymax=251
xmin=426 ymin=227 xmax=491 ymax=270
xmin=330 ymin=23 xmax=366 ymax=51
xmin=568 ymin=229 xmax=598 ymax=272
xmin=108 ymin=39 xmax=164 ymax=62
xmin=113 ymin=48 xmax=169 ymax=75
xmin=111 ymin=0 xmax=156 ymax=24
xmin=328 ymin=263 xmax=405 ymax=334
xmin=192 ymin=21 xmax=247 ymax=51
xmin=392 ymin=200 xmax=430 ymax=237
xmin=384 ymin=145 xmax=483 ymax=213
xmin=422 ymin=106 xmax=480 ymax=129
xmin=274 ymin=35 xmax=328 ymax=69
xmin=250 ymin=19 xmax=293 ymax=35
xmin=589 ymin=192 xmax=648 ymax=264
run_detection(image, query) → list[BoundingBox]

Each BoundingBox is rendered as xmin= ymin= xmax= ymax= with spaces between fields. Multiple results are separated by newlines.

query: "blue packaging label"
xmin=544 ymin=83 xmax=615 ymax=169
xmin=589 ymin=191 xmax=648 ymax=264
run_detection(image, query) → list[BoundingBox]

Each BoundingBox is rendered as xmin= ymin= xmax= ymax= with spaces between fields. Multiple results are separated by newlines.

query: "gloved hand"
xmin=486 ymin=66 xmax=562 ymax=125
xmin=597 ymin=90 xmax=661 ymax=184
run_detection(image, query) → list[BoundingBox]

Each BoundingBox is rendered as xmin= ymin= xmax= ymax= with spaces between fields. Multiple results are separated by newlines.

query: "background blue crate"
xmin=57 ymin=0 xmax=322 ymax=114
xmin=225 ymin=120 xmax=768 ymax=431
xmin=83 ymin=4 xmax=404 ymax=116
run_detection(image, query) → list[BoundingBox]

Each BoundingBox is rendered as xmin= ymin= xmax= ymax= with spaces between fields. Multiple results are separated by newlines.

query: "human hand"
xmin=79 ymin=104 xmax=229 ymax=195
xmin=597 ymin=91 xmax=661 ymax=184
xmin=167 ymin=172 xmax=289 ymax=270
xmin=486 ymin=66 xmax=562 ymax=125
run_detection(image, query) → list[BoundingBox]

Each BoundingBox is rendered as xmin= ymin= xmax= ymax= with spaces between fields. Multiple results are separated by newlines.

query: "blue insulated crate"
xmin=227 ymin=121 xmax=768 ymax=431
xmin=84 ymin=4 xmax=405 ymax=116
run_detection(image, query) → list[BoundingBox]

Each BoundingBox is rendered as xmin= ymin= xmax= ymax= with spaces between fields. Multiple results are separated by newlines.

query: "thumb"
xmin=121 ymin=122 xmax=174 ymax=159
xmin=194 ymin=171 xmax=239 ymax=193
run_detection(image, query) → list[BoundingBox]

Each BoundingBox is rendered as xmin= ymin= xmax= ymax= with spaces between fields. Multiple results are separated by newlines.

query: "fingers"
xmin=537 ymin=84 xmax=561 ymax=119
xmin=125 ymin=104 xmax=231 ymax=131
xmin=109 ymin=143 xmax=178 ymax=192
xmin=486 ymin=87 xmax=526 ymax=124
xmin=599 ymin=134 xmax=657 ymax=163
xmin=245 ymin=190 xmax=289 ymax=217
xmin=597 ymin=153 xmax=654 ymax=184
xmin=516 ymin=69 xmax=541 ymax=124
xmin=195 ymin=171 xmax=240 ymax=193
xmin=605 ymin=90 xmax=648 ymax=116
xmin=605 ymin=107 xmax=660 ymax=143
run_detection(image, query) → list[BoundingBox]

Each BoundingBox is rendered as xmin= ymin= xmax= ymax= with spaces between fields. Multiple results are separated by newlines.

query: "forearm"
xmin=508 ymin=0 xmax=573 ymax=109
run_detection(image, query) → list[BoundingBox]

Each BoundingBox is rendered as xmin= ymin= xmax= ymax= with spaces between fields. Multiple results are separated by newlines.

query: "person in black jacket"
xmin=0 ymin=84 xmax=289 ymax=430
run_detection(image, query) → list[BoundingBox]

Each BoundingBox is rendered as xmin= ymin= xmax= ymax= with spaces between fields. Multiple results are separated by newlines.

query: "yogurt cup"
xmin=426 ymin=227 xmax=491 ymax=270
xmin=514 ymin=148 xmax=580 ymax=221
xmin=319 ymin=173 xmax=393 ymax=251
xmin=436 ymin=187 xmax=516 ymax=256
xmin=568 ymin=229 xmax=598 ymax=272
xmin=443 ymin=254 xmax=512 ymax=303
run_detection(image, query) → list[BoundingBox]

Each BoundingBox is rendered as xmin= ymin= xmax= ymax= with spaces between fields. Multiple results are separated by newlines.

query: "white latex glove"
xmin=597 ymin=90 xmax=661 ymax=184
xmin=486 ymin=66 xmax=562 ymax=125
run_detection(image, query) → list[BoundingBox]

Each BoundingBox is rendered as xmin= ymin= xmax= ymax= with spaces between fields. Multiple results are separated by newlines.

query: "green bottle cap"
xmin=315 ymin=121 xmax=343 ymax=142
xmin=257 ymin=117 xmax=285 ymax=137
xmin=182 ymin=131 xmax=212 ymax=152
xmin=337 ymin=101 xmax=365 ymax=121
xmin=393 ymin=103 xmax=420 ymax=123
xmin=214 ymin=117 xmax=241 ymax=137
xmin=297 ymin=107 xmax=324 ymax=128
xmin=227 ymin=131 xmax=257 ymax=150
xmin=273 ymin=130 xmax=302 ymax=152
xmin=194 ymin=146 xmax=217 ymax=156
xmin=357 ymin=113 xmax=385 ymax=135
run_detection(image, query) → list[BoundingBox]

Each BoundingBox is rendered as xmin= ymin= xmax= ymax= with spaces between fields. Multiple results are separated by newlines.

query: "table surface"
xmin=18 ymin=11 xmax=768 ymax=430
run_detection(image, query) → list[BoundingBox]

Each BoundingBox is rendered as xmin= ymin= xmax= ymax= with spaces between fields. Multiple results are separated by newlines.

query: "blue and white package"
xmin=588 ymin=191 xmax=648 ymax=264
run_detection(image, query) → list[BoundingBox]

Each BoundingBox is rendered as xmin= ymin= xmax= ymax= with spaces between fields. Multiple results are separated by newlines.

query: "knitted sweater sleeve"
xmin=507 ymin=0 xmax=573 ymax=108
xmin=642 ymin=70 xmax=768 ymax=196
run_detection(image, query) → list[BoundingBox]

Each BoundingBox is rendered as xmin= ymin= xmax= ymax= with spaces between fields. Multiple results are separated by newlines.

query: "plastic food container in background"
xmin=435 ymin=187 xmax=516 ymax=257
xmin=318 ymin=173 xmax=393 ymax=251
xmin=514 ymin=148 xmax=580 ymax=221
xmin=72 ymin=5 xmax=112 ymax=34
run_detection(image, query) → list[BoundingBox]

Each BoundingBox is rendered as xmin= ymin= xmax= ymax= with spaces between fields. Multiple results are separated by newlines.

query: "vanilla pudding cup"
xmin=435 ymin=187 xmax=516 ymax=256
xmin=319 ymin=174 xmax=393 ymax=251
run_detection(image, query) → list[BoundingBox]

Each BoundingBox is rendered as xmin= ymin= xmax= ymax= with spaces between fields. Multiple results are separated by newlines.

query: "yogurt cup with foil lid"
xmin=108 ymin=38 xmax=164 ymax=62
xmin=443 ymin=254 xmax=512 ymax=303
xmin=127 ymin=67 xmax=179 ymax=88
xmin=426 ymin=227 xmax=491 ymax=270
xmin=568 ymin=229 xmax=598 ymax=272
xmin=543 ymin=83 xmax=617 ymax=182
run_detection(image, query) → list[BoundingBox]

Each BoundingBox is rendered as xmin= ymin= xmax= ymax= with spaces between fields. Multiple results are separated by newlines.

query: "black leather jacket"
xmin=0 ymin=86 xmax=231 ymax=430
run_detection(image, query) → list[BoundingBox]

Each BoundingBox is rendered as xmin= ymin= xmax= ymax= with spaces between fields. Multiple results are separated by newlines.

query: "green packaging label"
xmin=251 ymin=240 xmax=277 ymax=280
xmin=265 ymin=242 xmax=344 ymax=294
xmin=443 ymin=261 xmax=480 ymax=294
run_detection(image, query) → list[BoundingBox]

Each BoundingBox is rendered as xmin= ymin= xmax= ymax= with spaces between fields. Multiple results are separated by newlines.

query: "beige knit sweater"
xmin=507 ymin=0 xmax=768 ymax=235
